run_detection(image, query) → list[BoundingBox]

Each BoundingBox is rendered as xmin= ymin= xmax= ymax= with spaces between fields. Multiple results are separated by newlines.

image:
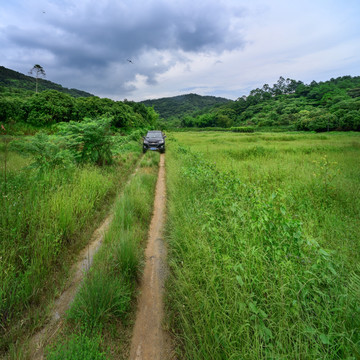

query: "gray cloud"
xmin=1 ymin=0 xmax=359 ymax=101
xmin=1 ymin=0 xmax=246 ymax=97
xmin=4 ymin=1 xmax=245 ymax=67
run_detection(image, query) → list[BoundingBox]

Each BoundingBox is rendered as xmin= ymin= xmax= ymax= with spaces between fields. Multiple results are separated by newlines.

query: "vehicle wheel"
xmin=143 ymin=148 xmax=147 ymax=153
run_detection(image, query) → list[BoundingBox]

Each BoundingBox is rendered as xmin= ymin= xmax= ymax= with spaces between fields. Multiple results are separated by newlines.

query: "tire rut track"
xmin=129 ymin=154 xmax=175 ymax=360
xmin=28 ymin=159 xmax=143 ymax=360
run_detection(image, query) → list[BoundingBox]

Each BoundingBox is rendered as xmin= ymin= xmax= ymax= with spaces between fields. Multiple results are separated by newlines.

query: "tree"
xmin=29 ymin=64 xmax=46 ymax=93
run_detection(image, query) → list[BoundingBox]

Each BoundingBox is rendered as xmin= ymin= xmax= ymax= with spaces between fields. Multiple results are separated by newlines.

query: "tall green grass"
xmin=47 ymin=333 xmax=107 ymax=360
xmin=47 ymin=151 xmax=159 ymax=359
xmin=0 ymin=140 xmax=141 ymax=353
xmin=166 ymin=133 xmax=360 ymax=359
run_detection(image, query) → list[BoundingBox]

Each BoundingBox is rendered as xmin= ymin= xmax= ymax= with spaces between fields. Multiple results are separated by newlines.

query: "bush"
xmin=10 ymin=132 xmax=74 ymax=172
xmin=25 ymin=90 xmax=75 ymax=125
xmin=58 ymin=117 xmax=113 ymax=165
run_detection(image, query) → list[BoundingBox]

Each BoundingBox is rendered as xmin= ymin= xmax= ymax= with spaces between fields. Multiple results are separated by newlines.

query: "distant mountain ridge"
xmin=141 ymin=93 xmax=232 ymax=120
xmin=0 ymin=66 xmax=93 ymax=98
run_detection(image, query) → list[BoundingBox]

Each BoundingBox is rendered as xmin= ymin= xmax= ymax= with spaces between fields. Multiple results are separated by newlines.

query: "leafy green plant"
xmin=10 ymin=132 xmax=74 ymax=172
xmin=58 ymin=117 xmax=113 ymax=165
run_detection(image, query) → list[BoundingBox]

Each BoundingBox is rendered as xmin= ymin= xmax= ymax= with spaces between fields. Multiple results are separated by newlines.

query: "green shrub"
xmin=25 ymin=90 xmax=75 ymax=126
xmin=10 ymin=132 xmax=74 ymax=172
xmin=58 ymin=117 xmax=113 ymax=165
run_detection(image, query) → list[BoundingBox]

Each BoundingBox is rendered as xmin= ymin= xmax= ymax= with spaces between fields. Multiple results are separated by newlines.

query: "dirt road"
xmin=129 ymin=154 xmax=175 ymax=360
xmin=28 ymin=154 xmax=174 ymax=359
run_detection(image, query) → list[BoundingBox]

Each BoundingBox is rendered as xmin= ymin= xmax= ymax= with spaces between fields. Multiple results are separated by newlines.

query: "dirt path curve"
xmin=129 ymin=154 xmax=175 ymax=360
xmin=28 ymin=163 xmax=142 ymax=360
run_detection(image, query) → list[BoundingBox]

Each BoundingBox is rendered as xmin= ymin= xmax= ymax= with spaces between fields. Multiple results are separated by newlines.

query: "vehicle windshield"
xmin=146 ymin=132 xmax=162 ymax=139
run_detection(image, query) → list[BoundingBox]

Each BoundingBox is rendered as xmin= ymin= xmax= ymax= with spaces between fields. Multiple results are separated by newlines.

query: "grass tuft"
xmin=46 ymin=333 xmax=107 ymax=360
xmin=67 ymin=270 xmax=132 ymax=331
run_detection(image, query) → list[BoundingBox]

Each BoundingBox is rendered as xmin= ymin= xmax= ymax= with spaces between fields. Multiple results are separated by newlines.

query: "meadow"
xmin=0 ymin=133 xmax=143 ymax=354
xmin=165 ymin=131 xmax=360 ymax=359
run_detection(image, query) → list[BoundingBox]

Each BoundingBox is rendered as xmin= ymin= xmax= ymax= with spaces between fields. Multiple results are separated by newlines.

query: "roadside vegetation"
xmin=0 ymin=119 xmax=150 ymax=355
xmin=45 ymin=151 xmax=159 ymax=360
xmin=166 ymin=131 xmax=360 ymax=359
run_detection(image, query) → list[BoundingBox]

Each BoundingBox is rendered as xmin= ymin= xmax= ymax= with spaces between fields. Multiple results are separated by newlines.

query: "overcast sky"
xmin=1 ymin=0 xmax=359 ymax=101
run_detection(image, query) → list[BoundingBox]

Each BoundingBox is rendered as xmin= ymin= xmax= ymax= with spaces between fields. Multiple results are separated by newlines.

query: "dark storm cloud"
xmin=2 ymin=0 xmax=359 ymax=101
xmin=3 ymin=0 xmax=245 ymax=71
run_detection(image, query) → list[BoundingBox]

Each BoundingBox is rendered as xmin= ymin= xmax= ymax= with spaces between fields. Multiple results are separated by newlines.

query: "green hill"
xmin=141 ymin=93 xmax=232 ymax=120
xmin=177 ymin=76 xmax=360 ymax=131
xmin=0 ymin=66 xmax=93 ymax=98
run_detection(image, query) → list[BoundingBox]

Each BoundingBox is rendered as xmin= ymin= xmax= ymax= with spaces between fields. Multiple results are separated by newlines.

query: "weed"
xmin=109 ymin=233 xmax=140 ymax=280
xmin=312 ymin=154 xmax=339 ymax=196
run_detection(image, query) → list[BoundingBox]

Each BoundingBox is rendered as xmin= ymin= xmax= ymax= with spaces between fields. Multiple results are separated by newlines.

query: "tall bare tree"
xmin=29 ymin=64 xmax=46 ymax=93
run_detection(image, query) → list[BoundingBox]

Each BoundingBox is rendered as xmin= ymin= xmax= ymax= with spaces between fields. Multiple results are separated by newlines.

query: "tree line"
xmin=172 ymin=75 xmax=360 ymax=132
xmin=0 ymin=88 xmax=158 ymax=132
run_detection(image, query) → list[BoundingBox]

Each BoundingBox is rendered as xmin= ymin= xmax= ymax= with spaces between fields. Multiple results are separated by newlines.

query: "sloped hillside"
xmin=141 ymin=93 xmax=231 ymax=120
xmin=0 ymin=66 xmax=93 ymax=98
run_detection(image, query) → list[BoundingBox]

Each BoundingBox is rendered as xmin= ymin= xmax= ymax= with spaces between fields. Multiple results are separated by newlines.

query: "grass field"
xmin=0 ymin=135 xmax=142 ymax=354
xmin=165 ymin=131 xmax=360 ymax=359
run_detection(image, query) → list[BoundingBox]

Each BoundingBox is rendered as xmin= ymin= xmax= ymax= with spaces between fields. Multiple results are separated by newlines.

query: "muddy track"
xmin=28 ymin=161 xmax=142 ymax=360
xmin=129 ymin=154 xmax=175 ymax=360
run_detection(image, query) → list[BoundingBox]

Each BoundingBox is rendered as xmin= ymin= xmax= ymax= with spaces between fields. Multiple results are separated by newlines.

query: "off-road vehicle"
xmin=142 ymin=130 xmax=166 ymax=153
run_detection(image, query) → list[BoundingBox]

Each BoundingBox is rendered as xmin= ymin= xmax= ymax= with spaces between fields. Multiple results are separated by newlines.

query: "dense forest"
xmin=0 ymin=67 xmax=158 ymax=134
xmin=167 ymin=76 xmax=360 ymax=132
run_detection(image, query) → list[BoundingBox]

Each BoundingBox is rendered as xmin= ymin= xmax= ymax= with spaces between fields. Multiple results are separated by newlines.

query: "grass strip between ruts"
xmin=45 ymin=151 xmax=159 ymax=360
